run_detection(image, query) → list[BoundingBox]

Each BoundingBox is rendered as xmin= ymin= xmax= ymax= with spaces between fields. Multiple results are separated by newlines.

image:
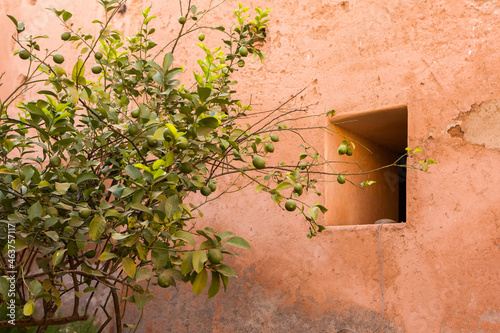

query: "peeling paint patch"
xmin=480 ymin=310 xmax=500 ymax=324
xmin=447 ymin=124 xmax=464 ymax=138
xmin=454 ymin=100 xmax=500 ymax=149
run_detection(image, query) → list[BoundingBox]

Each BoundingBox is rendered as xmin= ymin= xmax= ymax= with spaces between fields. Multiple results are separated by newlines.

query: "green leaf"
xmin=224 ymin=236 xmax=250 ymax=249
xmin=29 ymin=280 xmax=43 ymax=297
xmin=308 ymin=206 xmax=319 ymax=221
xmin=276 ymin=181 xmax=293 ymax=192
xmin=11 ymin=178 xmax=21 ymax=191
xmin=52 ymin=65 xmax=66 ymax=77
xmin=13 ymin=239 xmax=28 ymax=252
xmin=181 ymin=252 xmax=193 ymax=275
xmin=28 ymin=201 xmax=43 ymax=221
xmin=165 ymin=268 xmax=185 ymax=282
xmin=216 ymin=264 xmax=237 ymax=277
xmin=165 ymin=123 xmax=178 ymax=137
xmin=164 ymin=151 xmax=175 ymax=167
xmin=62 ymin=11 xmax=73 ymax=22
xmin=255 ymin=184 xmax=267 ymax=193
xmin=75 ymin=233 xmax=87 ymax=250
xmin=163 ymin=195 xmax=179 ymax=219
xmin=130 ymin=203 xmax=151 ymax=215
xmin=135 ymin=267 xmax=155 ymax=282
xmin=67 ymin=86 xmax=80 ymax=104
xmin=99 ymin=252 xmax=118 ymax=261
xmin=133 ymin=292 xmax=148 ymax=310
xmin=55 ymin=182 xmax=70 ymax=195
xmin=89 ymin=215 xmax=105 ymax=241
xmin=83 ymin=286 xmax=97 ymax=293
xmin=52 ymin=249 xmax=67 ymax=267
xmin=71 ymin=59 xmax=86 ymax=85
xmin=192 ymin=268 xmax=208 ymax=295
xmin=37 ymin=90 xmax=58 ymax=98
xmin=172 ymin=230 xmax=195 ymax=247
xmin=44 ymin=231 xmax=59 ymax=241
xmin=151 ymin=241 xmax=169 ymax=269
xmin=23 ymin=301 xmax=35 ymax=316
xmin=313 ymin=203 xmax=328 ymax=213
xmin=162 ymin=52 xmax=174 ymax=71
xmin=192 ymin=250 xmax=207 ymax=273
xmin=208 ymin=271 xmax=221 ymax=298
xmin=197 ymin=86 xmax=211 ymax=102
xmin=122 ymin=257 xmax=136 ymax=279
xmin=125 ymin=165 xmax=141 ymax=180
xmin=198 ymin=116 xmax=219 ymax=128
xmin=152 ymin=159 xmax=164 ymax=170
xmin=152 ymin=73 xmax=164 ymax=87
xmin=135 ymin=242 xmax=148 ymax=261
xmin=6 ymin=15 xmax=18 ymax=29
xmin=217 ymin=231 xmax=233 ymax=241
xmin=0 ymin=277 xmax=8 ymax=299
xmin=111 ymin=232 xmax=130 ymax=240
xmin=76 ymin=172 xmax=98 ymax=184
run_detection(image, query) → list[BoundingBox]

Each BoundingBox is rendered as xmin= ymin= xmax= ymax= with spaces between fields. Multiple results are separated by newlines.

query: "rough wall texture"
xmin=1 ymin=0 xmax=500 ymax=332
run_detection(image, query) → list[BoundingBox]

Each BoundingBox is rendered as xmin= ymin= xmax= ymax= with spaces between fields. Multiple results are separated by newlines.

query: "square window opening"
xmin=325 ymin=105 xmax=408 ymax=226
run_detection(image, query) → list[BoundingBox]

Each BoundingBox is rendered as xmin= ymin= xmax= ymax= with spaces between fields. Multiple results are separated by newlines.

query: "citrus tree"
xmin=0 ymin=0 xmax=435 ymax=332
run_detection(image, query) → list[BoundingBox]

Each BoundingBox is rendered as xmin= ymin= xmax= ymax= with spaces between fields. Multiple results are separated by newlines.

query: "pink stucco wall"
xmin=1 ymin=0 xmax=499 ymax=332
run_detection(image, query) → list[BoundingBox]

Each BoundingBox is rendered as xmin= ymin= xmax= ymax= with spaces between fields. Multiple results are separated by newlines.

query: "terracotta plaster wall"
xmin=1 ymin=0 xmax=500 ymax=332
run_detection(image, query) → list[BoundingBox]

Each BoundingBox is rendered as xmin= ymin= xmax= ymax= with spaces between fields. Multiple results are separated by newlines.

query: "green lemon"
xmin=200 ymin=186 xmax=212 ymax=196
xmin=146 ymin=135 xmax=157 ymax=148
xmin=270 ymin=135 xmax=279 ymax=142
xmin=158 ymin=274 xmax=172 ymax=288
xmin=78 ymin=208 xmax=92 ymax=219
xmin=178 ymin=16 xmax=187 ymax=24
xmin=239 ymin=46 xmax=249 ymax=57
xmin=49 ymin=155 xmax=61 ymax=167
xmin=252 ymin=156 xmax=266 ymax=169
xmin=84 ymin=249 xmax=96 ymax=259
xmin=69 ymin=183 xmax=78 ymax=192
xmin=337 ymin=175 xmax=346 ymax=184
xmin=128 ymin=124 xmax=139 ymax=136
xmin=346 ymin=147 xmax=353 ymax=156
xmin=285 ymin=200 xmax=297 ymax=212
xmin=237 ymin=59 xmax=245 ymax=67
xmin=53 ymin=54 xmax=64 ymax=64
xmin=266 ymin=143 xmax=275 ymax=153
xmin=19 ymin=50 xmax=30 ymax=60
xmin=208 ymin=249 xmax=223 ymax=264
xmin=179 ymin=162 xmax=193 ymax=174
xmin=94 ymin=51 xmax=103 ymax=60
xmin=46 ymin=207 xmax=59 ymax=217
xmin=61 ymin=31 xmax=71 ymax=41
xmin=176 ymin=137 xmax=189 ymax=149
xmin=91 ymin=65 xmax=102 ymax=74
xmin=131 ymin=108 xmax=140 ymax=118
xmin=293 ymin=183 xmax=303 ymax=195
xmin=198 ymin=33 xmax=205 ymax=41
xmin=338 ymin=145 xmax=348 ymax=155
xmin=163 ymin=127 xmax=175 ymax=142
xmin=208 ymin=182 xmax=217 ymax=192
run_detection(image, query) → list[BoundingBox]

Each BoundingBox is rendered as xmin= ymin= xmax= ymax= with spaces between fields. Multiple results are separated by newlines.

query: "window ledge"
xmin=323 ymin=222 xmax=407 ymax=233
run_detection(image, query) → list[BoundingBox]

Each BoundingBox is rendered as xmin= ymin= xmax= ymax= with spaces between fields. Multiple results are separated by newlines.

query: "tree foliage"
xmin=0 ymin=0 xmax=435 ymax=331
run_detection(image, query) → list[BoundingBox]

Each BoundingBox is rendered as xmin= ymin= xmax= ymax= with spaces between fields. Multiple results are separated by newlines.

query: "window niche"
xmin=325 ymin=105 xmax=408 ymax=226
